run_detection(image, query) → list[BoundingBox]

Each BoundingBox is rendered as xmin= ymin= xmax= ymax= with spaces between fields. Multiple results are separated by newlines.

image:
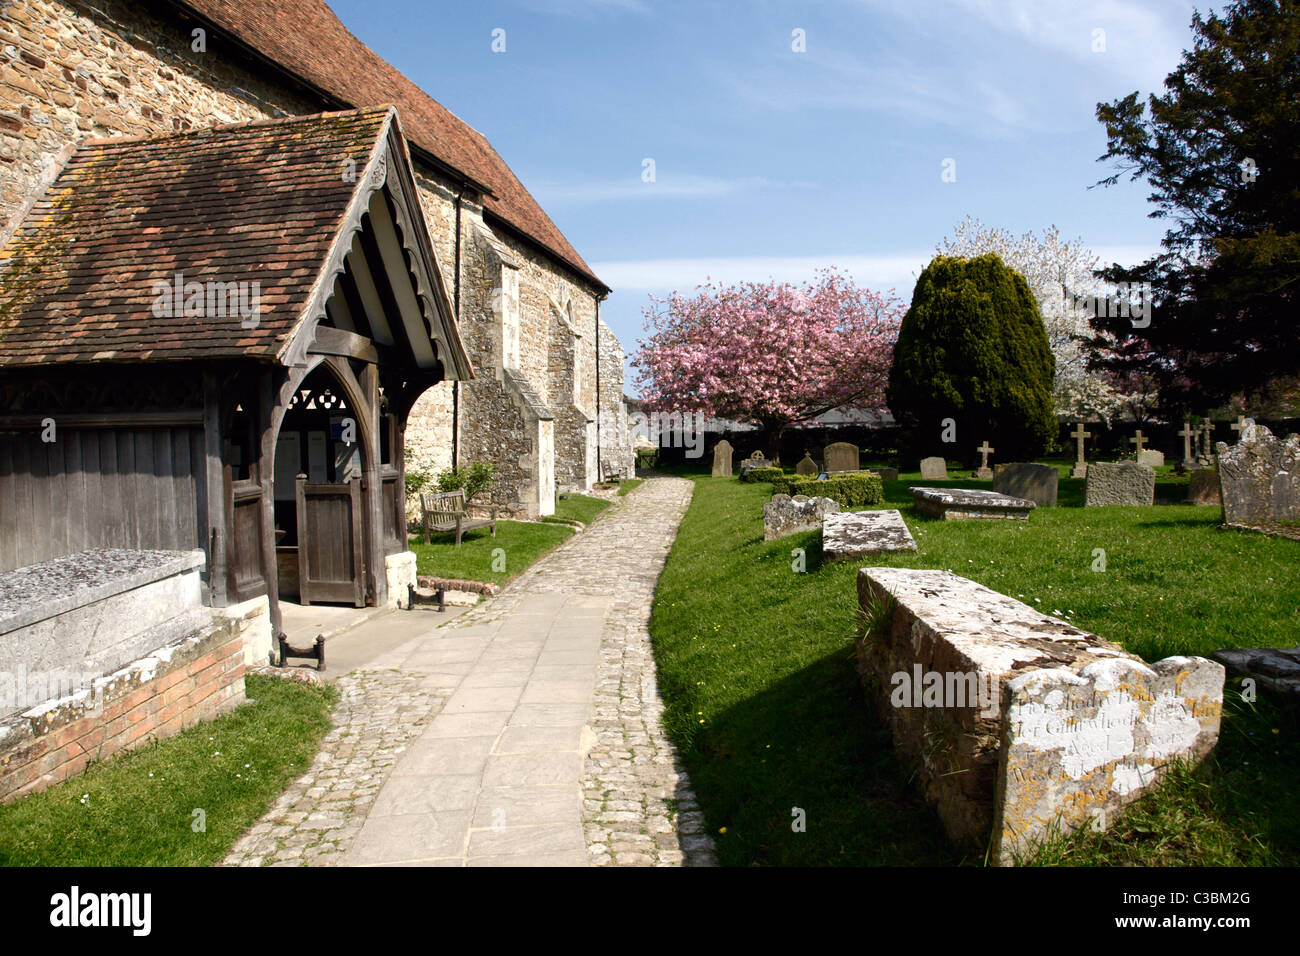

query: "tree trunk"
xmin=763 ymin=421 xmax=787 ymax=465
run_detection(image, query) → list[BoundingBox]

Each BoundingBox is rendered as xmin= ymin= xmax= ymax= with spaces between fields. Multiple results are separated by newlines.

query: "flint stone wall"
xmin=1217 ymin=424 xmax=1300 ymax=529
xmin=857 ymin=568 xmax=1223 ymax=865
xmin=763 ymin=494 xmax=838 ymax=541
xmin=1083 ymin=461 xmax=1155 ymax=507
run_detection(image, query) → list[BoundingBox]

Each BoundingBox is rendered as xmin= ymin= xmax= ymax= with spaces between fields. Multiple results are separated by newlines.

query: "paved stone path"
xmin=223 ymin=476 xmax=713 ymax=867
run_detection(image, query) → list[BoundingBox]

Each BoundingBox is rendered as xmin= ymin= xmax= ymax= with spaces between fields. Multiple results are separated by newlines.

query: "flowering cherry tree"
xmin=633 ymin=269 xmax=903 ymax=460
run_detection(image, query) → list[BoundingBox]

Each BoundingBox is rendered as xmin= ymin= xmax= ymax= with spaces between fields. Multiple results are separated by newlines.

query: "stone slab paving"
xmin=227 ymin=476 xmax=712 ymax=867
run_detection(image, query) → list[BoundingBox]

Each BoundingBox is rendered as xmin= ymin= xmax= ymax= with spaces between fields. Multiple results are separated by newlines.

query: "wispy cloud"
xmin=531 ymin=173 xmax=816 ymax=204
xmin=594 ymin=244 xmax=1163 ymax=295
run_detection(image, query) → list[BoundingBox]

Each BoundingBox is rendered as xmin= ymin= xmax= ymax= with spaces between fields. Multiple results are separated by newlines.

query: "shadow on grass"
xmin=662 ymin=645 xmax=961 ymax=867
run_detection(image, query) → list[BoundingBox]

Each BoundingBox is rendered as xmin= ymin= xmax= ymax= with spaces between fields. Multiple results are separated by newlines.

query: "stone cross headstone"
xmin=1178 ymin=421 xmax=1198 ymax=469
xmin=1200 ymin=420 xmax=1215 ymax=463
xmin=711 ymin=439 xmax=734 ymax=477
xmin=823 ymin=442 xmax=860 ymax=475
xmin=919 ymin=456 xmax=948 ymax=480
xmin=1070 ymin=423 xmax=1092 ymax=478
xmin=1129 ymin=430 xmax=1148 ymax=455
xmin=1229 ymin=415 xmax=1253 ymax=441
xmin=795 ymin=453 xmax=819 ymax=476
xmin=974 ymin=441 xmax=994 ymax=480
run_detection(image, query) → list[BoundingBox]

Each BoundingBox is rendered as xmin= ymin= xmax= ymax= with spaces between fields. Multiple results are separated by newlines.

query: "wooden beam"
xmin=0 ymin=410 xmax=204 ymax=430
xmin=367 ymin=191 xmax=439 ymax=369
xmin=308 ymin=325 xmax=380 ymax=364
xmin=259 ymin=368 xmax=282 ymax=641
xmin=345 ymin=234 xmax=396 ymax=346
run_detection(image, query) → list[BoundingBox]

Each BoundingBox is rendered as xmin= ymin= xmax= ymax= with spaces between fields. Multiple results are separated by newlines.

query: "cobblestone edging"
xmin=220 ymin=670 xmax=448 ymax=867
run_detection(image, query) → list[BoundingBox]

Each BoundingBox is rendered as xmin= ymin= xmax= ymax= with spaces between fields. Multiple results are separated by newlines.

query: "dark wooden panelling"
xmin=0 ymin=426 xmax=207 ymax=573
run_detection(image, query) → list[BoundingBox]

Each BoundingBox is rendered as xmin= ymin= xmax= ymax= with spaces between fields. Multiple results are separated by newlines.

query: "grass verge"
xmin=0 ymin=675 xmax=337 ymax=866
xmin=409 ymin=520 xmax=573 ymax=585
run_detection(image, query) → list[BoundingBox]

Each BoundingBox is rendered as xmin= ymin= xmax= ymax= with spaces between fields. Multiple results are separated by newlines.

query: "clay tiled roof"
xmin=172 ymin=0 xmax=607 ymax=292
xmin=0 ymin=107 xmax=393 ymax=366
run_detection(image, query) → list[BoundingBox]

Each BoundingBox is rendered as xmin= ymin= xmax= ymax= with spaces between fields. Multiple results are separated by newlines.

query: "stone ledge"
xmin=910 ymin=487 xmax=1035 ymax=520
xmin=0 ymin=548 xmax=205 ymax=634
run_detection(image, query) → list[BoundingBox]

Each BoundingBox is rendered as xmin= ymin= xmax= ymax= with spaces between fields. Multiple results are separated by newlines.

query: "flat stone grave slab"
xmin=763 ymin=494 xmax=839 ymax=541
xmin=857 ymin=568 xmax=1224 ymax=865
xmin=910 ymin=487 xmax=1035 ymax=520
xmin=1084 ymin=461 xmax=1155 ymax=507
xmin=1212 ymin=646 xmax=1300 ymax=700
xmin=822 ymin=510 xmax=916 ymax=560
xmin=993 ymin=462 xmax=1059 ymax=507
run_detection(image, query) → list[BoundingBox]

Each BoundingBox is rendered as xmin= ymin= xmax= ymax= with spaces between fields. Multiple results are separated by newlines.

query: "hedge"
xmin=770 ymin=471 xmax=884 ymax=507
xmin=739 ymin=466 xmax=784 ymax=484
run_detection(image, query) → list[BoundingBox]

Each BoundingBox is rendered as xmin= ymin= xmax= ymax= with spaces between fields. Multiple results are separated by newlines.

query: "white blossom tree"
xmin=938 ymin=217 xmax=1125 ymax=423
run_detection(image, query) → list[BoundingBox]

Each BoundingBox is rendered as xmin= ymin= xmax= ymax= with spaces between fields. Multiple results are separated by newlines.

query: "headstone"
xmin=795 ymin=453 xmax=819 ymax=476
xmin=1069 ymin=423 xmax=1092 ymax=478
xmin=1128 ymin=429 xmax=1149 ymax=457
xmin=823 ymin=442 xmax=860 ymax=475
xmin=711 ymin=439 xmax=734 ymax=477
xmin=974 ymin=441 xmax=994 ymax=480
xmin=873 ymin=467 xmax=900 ymax=482
xmin=1217 ymin=423 xmax=1300 ymax=529
xmin=1229 ymin=415 xmax=1252 ymax=440
xmin=857 ymin=568 xmax=1224 ymax=865
xmin=822 ymin=510 xmax=916 ymax=560
xmin=739 ymin=450 xmax=773 ymax=477
xmin=763 ymin=493 xmax=838 ymax=541
xmin=1178 ymin=421 xmax=1199 ymax=469
xmin=1187 ymin=468 xmax=1221 ymax=506
xmin=1136 ymin=449 xmax=1165 ymax=469
xmin=919 ymin=457 xmax=948 ymax=480
xmin=1200 ymin=420 xmax=1216 ymax=464
xmin=1083 ymin=461 xmax=1155 ymax=507
xmin=910 ymin=487 xmax=1035 ymax=521
xmin=992 ymin=462 xmax=1059 ymax=507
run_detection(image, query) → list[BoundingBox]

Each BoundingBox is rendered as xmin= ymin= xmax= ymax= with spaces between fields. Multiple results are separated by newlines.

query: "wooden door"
xmin=295 ymin=476 xmax=365 ymax=606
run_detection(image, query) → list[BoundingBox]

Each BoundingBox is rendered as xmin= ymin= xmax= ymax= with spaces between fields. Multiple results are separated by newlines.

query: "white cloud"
xmin=594 ymin=244 xmax=1162 ymax=295
xmin=531 ymin=173 xmax=815 ymax=204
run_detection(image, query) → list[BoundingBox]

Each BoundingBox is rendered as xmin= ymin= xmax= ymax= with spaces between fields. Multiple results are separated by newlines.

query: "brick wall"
xmin=0 ymin=619 xmax=245 ymax=803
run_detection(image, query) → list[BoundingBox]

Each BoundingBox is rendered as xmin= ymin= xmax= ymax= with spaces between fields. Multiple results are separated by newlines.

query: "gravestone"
xmin=873 ymin=467 xmax=900 ymax=482
xmin=1137 ymin=449 xmax=1165 ymax=469
xmin=795 ymin=454 xmax=819 ymax=476
xmin=1083 ymin=461 xmax=1155 ymax=507
xmin=1178 ymin=421 xmax=1199 ymax=469
xmin=1212 ymin=646 xmax=1300 ymax=700
xmin=992 ymin=462 xmax=1059 ymax=507
xmin=824 ymin=442 xmax=860 ymax=475
xmin=910 ymin=487 xmax=1035 ymax=521
xmin=739 ymin=450 xmax=773 ymax=477
xmin=1069 ymin=423 xmax=1092 ymax=479
xmin=1187 ymin=468 xmax=1221 ymax=506
xmin=1200 ymin=421 xmax=1216 ymax=464
xmin=763 ymin=494 xmax=838 ymax=541
xmin=974 ymin=441 xmax=994 ymax=480
xmin=1217 ymin=423 xmax=1300 ymax=529
xmin=857 ymin=568 xmax=1224 ymax=865
xmin=711 ymin=439 xmax=734 ymax=477
xmin=919 ymin=457 xmax=948 ymax=480
xmin=822 ymin=510 xmax=916 ymax=560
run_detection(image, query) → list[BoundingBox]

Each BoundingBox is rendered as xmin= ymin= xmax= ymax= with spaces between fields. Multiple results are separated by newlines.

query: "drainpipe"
xmin=452 ymin=187 xmax=463 ymax=469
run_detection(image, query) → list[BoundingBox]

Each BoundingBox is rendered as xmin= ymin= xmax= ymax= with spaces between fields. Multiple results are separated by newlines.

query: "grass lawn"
xmin=618 ymin=478 xmax=645 ymax=496
xmin=409 ymin=520 xmax=573 ymax=585
xmin=550 ymin=492 xmax=613 ymax=525
xmin=0 ymin=675 xmax=336 ymax=866
xmin=649 ymin=464 xmax=1300 ymax=866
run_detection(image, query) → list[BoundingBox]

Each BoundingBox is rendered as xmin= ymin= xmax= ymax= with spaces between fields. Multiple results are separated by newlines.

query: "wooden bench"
xmin=421 ymin=490 xmax=497 ymax=546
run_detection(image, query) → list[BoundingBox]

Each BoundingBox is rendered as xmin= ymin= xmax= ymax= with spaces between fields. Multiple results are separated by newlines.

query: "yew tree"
xmin=633 ymin=269 xmax=903 ymax=461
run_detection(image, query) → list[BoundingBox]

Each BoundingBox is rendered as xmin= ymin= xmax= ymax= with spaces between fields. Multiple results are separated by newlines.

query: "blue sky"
xmin=328 ymin=0 xmax=1219 ymax=391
